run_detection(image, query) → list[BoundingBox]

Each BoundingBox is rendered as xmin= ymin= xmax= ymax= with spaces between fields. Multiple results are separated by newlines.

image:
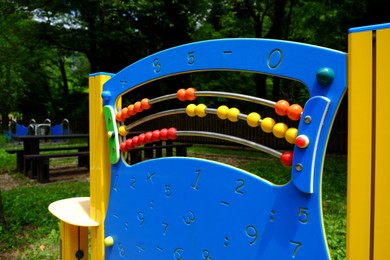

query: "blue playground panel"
xmin=102 ymin=39 xmax=347 ymax=259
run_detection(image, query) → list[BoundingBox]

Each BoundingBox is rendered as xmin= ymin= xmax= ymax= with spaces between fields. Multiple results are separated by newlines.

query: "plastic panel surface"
xmin=102 ymin=39 xmax=347 ymax=259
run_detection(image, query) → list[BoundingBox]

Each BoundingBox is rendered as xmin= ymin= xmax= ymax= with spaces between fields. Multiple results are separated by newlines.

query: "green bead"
xmin=316 ymin=67 xmax=334 ymax=86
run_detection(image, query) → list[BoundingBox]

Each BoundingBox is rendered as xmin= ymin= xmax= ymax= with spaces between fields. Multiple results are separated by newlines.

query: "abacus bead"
xmin=152 ymin=130 xmax=160 ymax=142
xmin=186 ymin=104 xmax=197 ymax=117
xmin=132 ymin=136 xmax=139 ymax=147
xmin=119 ymin=142 xmax=128 ymax=152
xmin=195 ymin=104 xmax=207 ymax=117
xmin=145 ymin=131 xmax=153 ymax=143
xmin=160 ymin=128 xmax=168 ymax=140
xmin=261 ymin=117 xmax=275 ymax=133
xmin=116 ymin=112 xmax=125 ymax=122
xmin=134 ymin=101 xmax=143 ymax=113
xmin=118 ymin=126 xmax=129 ymax=136
xmin=138 ymin=133 xmax=146 ymax=145
xmin=285 ymin=127 xmax=298 ymax=144
xmin=275 ymin=100 xmax=290 ymax=116
xmin=217 ymin=105 xmax=229 ymax=120
xmin=141 ymin=98 xmax=151 ymax=110
xmin=287 ymin=104 xmax=303 ymax=121
xmin=167 ymin=127 xmax=177 ymax=140
xmin=125 ymin=139 xmax=133 ymax=149
xmin=273 ymin=122 xmax=288 ymax=138
xmin=280 ymin=151 xmax=293 ymax=167
xmin=185 ymin=88 xmax=196 ymax=101
xmin=177 ymin=89 xmax=187 ymax=101
xmin=127 ymin=104 xmax=136 ymax=116
xmin=121 ymin=107 xmax=129 ymax=119
xmin=227 ymin=107 xmax=240 ymax=122
xmin=247 ymin=112 xmax=261 ymax=127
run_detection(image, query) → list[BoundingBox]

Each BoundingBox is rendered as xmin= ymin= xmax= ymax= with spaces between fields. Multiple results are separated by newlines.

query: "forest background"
xmin=0 ymin=0 xmax=389 ymax=132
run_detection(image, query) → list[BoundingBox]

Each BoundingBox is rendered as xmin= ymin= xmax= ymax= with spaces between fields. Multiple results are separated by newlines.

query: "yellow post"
xmin=347 ymin=23 xmax=390 ymax=260
xmin=59 ymin=222 xmax=88 ymax=259
xmin=89 ymin=73 xmax=113 ymax=259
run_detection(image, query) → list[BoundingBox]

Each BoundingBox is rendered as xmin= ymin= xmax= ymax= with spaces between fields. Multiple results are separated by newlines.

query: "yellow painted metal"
xmin=347 ymin=30 xmax=373 ymax=260
xmin=89 ymin=73 xmax=112 ymax=260
xmin=60 ymin=221 xmax=88 ymax=260
xmin=373 ymin=27 xmax=390 ymax=260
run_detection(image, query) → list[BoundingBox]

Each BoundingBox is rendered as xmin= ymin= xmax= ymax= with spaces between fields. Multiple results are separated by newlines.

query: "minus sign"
xmin=223 ymin=51 xmax=233 ymax=54
xmin=221 ymin=201 xmax=230 ymax=206
xmin=156 ymin=246 xmax=163 ymax=251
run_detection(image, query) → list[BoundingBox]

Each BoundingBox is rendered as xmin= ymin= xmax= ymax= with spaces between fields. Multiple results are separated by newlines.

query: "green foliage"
xmin=0 ymin=180 xmax=89 ymax=254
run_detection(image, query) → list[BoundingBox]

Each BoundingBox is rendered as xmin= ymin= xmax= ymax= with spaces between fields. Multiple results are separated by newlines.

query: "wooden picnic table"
xmin=11 ymin=134 xmax=89 ymax=181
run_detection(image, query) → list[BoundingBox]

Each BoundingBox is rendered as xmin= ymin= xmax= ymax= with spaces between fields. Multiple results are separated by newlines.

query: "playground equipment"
xmin=48 ymin=22 xmax=390 ymax=259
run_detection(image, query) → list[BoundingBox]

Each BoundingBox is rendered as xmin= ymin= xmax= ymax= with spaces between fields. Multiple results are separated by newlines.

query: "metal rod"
xmin=175 ymin=130 xmax=282 ymax=158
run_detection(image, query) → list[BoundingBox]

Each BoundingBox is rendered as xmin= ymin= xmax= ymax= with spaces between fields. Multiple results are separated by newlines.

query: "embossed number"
xmin=137 ymin=211 xmax=145 ymax=226
xmin=202 ymin=249 xmax=212 ymax=259
xmin=298 ymin=207 xmax=309 ymax=223
xmin=117 ymin=242 xmax=126 ymax=257
xmin=183 ymin=210 xmax=196 ymax=225
xmin=191 ymin=170 xmax=201 ymax=190
xmin=290 ymin=241 xmax=302 ymax=257
xmin=188 ymin=51 xmax=195 ymax=64
xmin=235 ymin=179 xmax=245 ymax=195
xmin=245 ymin=225 xmax=258 ymax=245
xmin=130 ymin=177 xmax=136 ymax=189
xmin=153 ymin=58 xmax=161 ymax=73
xmin=173 ymin=248 xmax=183 ymax=260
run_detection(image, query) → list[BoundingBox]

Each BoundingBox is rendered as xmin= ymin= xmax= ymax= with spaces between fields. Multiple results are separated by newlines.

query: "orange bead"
xmin=185 ymin=88 xmax=196 ymax=101
xmin=141 ymin=98 xmax=151 ymax=110
xmin=134 ymin=101 xmax=143 ymax=113
xmin=287 ymin=104 xmax=303 ymax=121
xmin=275 ymin=100 xmax=290 ymax=116
xmin=177 ymin=89 xmax=187 ymax=101
xmin=127 ymin=104 xmax=136 ymax=116
xmin=116 ymin=112 xmax=125 ymax=122
xmin=121 ymin=107 xmax=129 ymax=119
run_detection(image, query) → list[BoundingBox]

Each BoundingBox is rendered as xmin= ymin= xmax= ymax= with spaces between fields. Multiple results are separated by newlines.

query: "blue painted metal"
xmin=102 ymin=38 xmax=347 ymax=259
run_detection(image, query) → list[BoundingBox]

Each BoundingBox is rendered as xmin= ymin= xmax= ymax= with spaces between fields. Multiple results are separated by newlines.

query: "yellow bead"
xmin=247 ymin=112 xmax=261 ymax=127
xmin=261 ymin=117 xmax=275 ymax=133
xmin=285 ymin=127 xmax=298 ymax=144
xmin=217 ymin=105 xmax=229 ymax=119
xmin=118 ymin=126 xmax=128 ymax=136
xmin=186 ymin=104 xmax=197 ymax=117
xmin=195 ymin=104 xmax=207 ymax=117
xmin=273 ymin=122 xmax=288 ymax=138
xmin=227 ymin=107 xmax=240 ymax=122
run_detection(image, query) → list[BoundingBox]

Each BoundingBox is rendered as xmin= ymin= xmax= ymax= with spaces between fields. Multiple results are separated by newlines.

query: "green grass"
xmin=0 ymin=141 xmax=347 ymax=259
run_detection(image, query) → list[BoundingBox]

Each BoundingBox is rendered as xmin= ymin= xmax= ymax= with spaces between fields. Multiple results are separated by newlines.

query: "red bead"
xmin=280 ymin=151 xmax=293 ymax=167
xmin=160 ymin=128 xmax=168 ymax=140
xmin=125 ymin=139 xmax=134 ymax=149
xmin=167 ymin=127 xmax=177 ymax=140
xmin=145 ymin=132 xmax=153 ymax=143
xmin=152 ymin=130 xmax=160 ymax=142
xmin=120 ymin=142 xmax=128 ymax=152
xmin=132 ymin=136 xmax=139 ymax=147
xmin=138 ymin=133 xmax=146 ymax=145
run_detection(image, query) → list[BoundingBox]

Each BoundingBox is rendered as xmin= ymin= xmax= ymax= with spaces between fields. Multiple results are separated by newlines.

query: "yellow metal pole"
xmin=373 ymin=27 xmax=390 ymax=260
xmin=347 ymin=23 xmax=390 ymax=260
xmin=89 ymin=73 xmax=113 ymax=260
xmin=60 ymin=222 xmax=88 ymax=259
xmin=347 ymin=29 xmax=373 ymax=260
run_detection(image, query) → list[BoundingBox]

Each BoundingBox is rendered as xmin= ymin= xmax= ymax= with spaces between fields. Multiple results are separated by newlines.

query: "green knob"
xmin=104 ymin=236 xmax=114 ymax=247
xmin=316 ymin=67 xmax=334 ymax=86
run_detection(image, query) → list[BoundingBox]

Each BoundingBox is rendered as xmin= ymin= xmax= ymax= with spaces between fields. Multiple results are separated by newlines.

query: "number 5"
xmin=298 ymin=207 xmax=309 ymax=223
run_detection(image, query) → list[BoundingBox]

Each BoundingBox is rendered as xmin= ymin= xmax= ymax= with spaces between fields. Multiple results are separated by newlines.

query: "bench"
xmin=126 ymin=142 xmax=193 ymax=165
xmin=25 ymin=151 xmax=90 ymax=183
xmin=6 ymin=145 xmax=88 ymax=175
